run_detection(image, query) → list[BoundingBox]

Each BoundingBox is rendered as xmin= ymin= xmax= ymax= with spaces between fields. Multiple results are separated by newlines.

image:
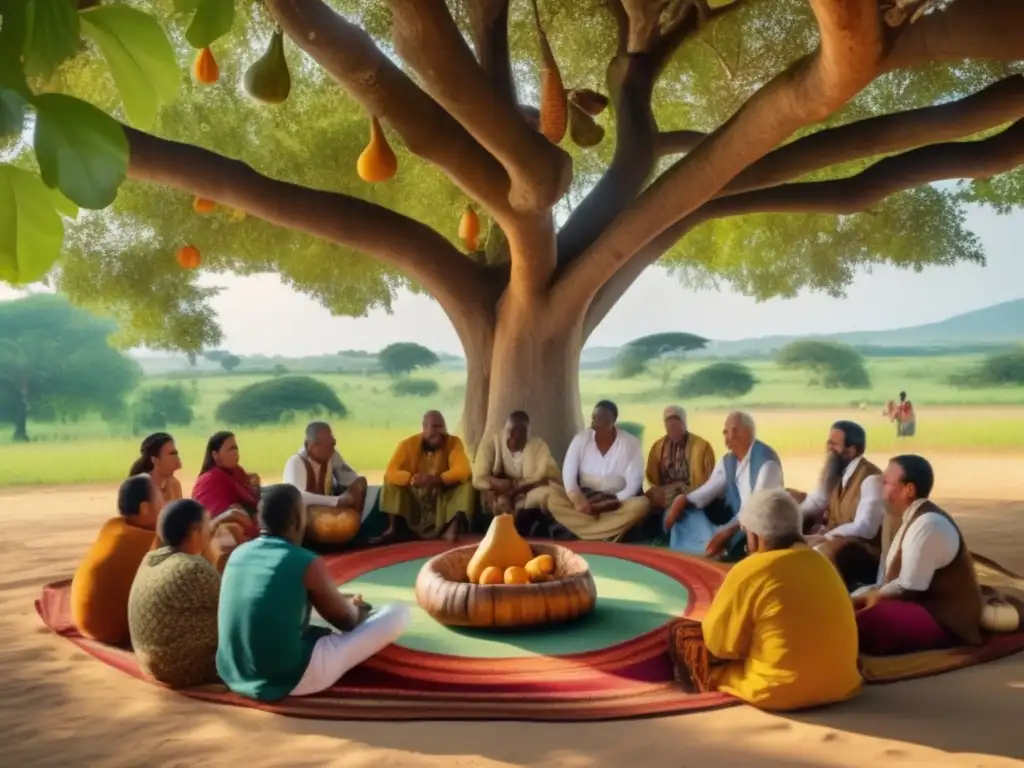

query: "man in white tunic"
xmin=548 ymin=400 xmax=650 ymax=541
xmin=472 ymin=410 xmax=561 ymax=514
xmin=663 ymin=411 xmax=783 ymax=560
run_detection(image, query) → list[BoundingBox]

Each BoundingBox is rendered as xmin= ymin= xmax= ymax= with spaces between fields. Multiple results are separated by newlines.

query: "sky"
xmin=2 ymin=206 xmax=1021 ymax=357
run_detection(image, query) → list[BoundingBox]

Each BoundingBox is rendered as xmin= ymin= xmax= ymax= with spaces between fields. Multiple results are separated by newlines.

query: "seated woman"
xmin=669 ymin=488 xmax=862 ymax=712
xmin=191 ymin=431 xmax=261 ymax=539
xmin=130 ymin=432 xmax=184 ymax=502
xmin=216 ymin=485 xmax=411 ymax=701
xmin=71 ymin=475 xmax=161 ymax=646
xmin=129 ymin=499 xmax=220 ymax=688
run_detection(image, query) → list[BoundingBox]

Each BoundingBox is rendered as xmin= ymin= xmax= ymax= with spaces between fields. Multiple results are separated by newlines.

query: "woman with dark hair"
xmin=191 ymin=431 xmax=261 ymax=538
xmin=129 ymin=499 xmax=221 ymax=688
xmin=130 ymin=432 xmax=183 ymax=502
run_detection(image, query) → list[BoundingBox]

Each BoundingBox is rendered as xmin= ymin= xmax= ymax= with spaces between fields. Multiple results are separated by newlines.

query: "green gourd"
xmin=243 ymin=29 xmax=291 ymax=105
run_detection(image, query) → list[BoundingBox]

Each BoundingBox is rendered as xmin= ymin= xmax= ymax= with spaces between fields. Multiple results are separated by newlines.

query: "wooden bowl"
xmin=305 ymin=505 xmax=361 ymax=546
xmin=415 ymin=542 xmax=597 ymax=628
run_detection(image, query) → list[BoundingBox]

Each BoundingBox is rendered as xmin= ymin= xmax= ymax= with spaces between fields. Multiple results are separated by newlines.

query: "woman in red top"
xmin=192 ymin=431 xmax=262 ymax=537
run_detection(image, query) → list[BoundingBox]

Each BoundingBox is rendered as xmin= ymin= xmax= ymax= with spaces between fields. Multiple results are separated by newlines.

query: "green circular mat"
xmin=325 ymin=554 xmax=689 ymax=658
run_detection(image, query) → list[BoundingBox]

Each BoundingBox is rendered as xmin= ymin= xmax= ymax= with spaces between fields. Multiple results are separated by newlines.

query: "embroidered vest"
xmin=299 ymin=457 xmax=335 ymax=497
xmin=885 ymin=501 xmax=982 ymax=646
xmin=722 ymin=440 xmax=780 ymax=519
xmin=825 ymin=458 xmax=882 ymax=542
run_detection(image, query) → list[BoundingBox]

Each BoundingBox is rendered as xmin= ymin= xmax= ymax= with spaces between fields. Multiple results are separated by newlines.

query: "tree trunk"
xmin=12 ymin=384 xmax=28 ymax=442
xmin=459 ymin=291 xmax=585 ymax=462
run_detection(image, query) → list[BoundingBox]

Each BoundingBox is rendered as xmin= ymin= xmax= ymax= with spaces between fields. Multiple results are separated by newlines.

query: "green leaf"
xmin=0 ymin=88 xmax=27 ymax=138
xmin=0 ymin=165 xmax=65 ymax=284
xmin=185 ymin=0 xmax=234 ymax=49
xmin=173 ymin=0 xmax=202 ymax=12
xmin=49 ymin=187 xmax=79 ymax=219
xmin=22 ymin=0 xmax=81 ymax=79
xmin=32 ymin=93 xmax=129 ymax=210
xmin=80 ymin=5 xmax=181 ymax=130
xmin=0 ymin=0 xmax=29 ymax=66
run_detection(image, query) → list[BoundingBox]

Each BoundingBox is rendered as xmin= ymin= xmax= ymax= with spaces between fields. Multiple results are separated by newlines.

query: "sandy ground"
xmin=2 ymin=453 xmax=1024 ymax=767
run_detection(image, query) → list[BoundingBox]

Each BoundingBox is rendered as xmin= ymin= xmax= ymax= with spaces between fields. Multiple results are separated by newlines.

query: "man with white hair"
xmin=644 ymin=405 xmax=715 ymax=527
xmin=667 ymin=488 xmax=861 ymax=711
xmin=663 ymin=411 xmax=783 ymax=560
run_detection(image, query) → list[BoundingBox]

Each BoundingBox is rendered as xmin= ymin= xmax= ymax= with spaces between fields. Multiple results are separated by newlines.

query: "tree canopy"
xmin=378 ymin=342 xmax=441 ymax=376
xmin=776 ymin=339 xmax=872 ymax=389
xmin=215 ymin=374 xmax=348 ymax=426
xmin=614 ymin=331 xmax=707 ymax=384
xmin=676 ymin=360 xmax=756 ymax=398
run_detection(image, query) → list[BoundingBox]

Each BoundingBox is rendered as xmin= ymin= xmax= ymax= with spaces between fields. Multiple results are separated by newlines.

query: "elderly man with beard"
xmin=795 ymin=421 xmax=884 ymax=591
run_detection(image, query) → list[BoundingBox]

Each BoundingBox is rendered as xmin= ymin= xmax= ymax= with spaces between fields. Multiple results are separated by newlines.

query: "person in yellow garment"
xmin=376 ymin=410 xmax=476 ymax=544
xmin=668 ymin=488 xmax=862 ymax=711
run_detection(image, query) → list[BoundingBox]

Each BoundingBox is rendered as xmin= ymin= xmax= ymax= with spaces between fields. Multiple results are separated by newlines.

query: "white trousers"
xmin=289 ymin=602 xmax=411 ymax=697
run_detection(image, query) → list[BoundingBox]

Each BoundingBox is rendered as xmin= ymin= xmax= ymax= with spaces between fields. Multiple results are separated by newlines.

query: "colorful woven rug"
xmin=35 ymin=541 xmax=739 ymax=722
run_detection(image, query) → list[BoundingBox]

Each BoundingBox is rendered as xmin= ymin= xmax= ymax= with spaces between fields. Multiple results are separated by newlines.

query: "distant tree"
xmin=776 ymin=341 xmax=871 ymax=389
xmin=950 ymin=348 xmax=1024 ymax=388
xmin=216 ymin=376 xmax=347 ymax=427
xmin=379 ymin=343 xmax=440 ymax=377
xmin=390 ymin=378 xmax=440 ymax=398
xmin=220 ymin=354 xmax=242 ymax=373
xmin=618 ymin=421 xmax=645 ymax=443
xmin=614 ymin=333 xmax=708 ymax=386
xmin=677 ymin=362 xmax=757 ymax=399
xmin=132 ymin=384 xmax=194 ymax=433
xmin=0 ymin=296 xmax=141 ymax=441
xmin=272 ymin=363 xmax=289 ymax=376
xmin=203 ymin=350 xmax=228 ymax=363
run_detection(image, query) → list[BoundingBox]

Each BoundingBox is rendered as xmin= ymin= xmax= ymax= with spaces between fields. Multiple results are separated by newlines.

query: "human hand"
xmin=648 ymin=487 xmax=667 ymax=509
xmin=664 ymin=495 xmax=687 ymax=529
xmin=705 ymin=527 xmax=735 ymax=558
xmin=491 ymin=477 xmax=513 ymax=493
xmin=855 ymin=590 xmax=884 ymax=612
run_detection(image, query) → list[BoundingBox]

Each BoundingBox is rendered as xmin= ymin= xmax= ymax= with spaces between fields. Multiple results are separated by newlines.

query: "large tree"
xmin=1 ymin=0 xmax=1023 ymax=457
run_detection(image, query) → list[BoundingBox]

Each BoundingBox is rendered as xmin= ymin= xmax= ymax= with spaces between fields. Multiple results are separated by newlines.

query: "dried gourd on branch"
xmin=569 ymin=89 xmax=609 ymax=116
xmin=530 ymin=0 xmax=566 ymax=144
xmin=459 ymin=206 xmax=481 ymax=252
xmin=568 ymin=100 xmax=604 ymax=148
xmin=356 ymin=116 xmax=398 ymax=182
xmin=192 ymin=47 xmax=219 ymax=84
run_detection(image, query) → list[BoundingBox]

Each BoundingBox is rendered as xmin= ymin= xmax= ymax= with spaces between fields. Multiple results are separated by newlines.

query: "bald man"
xmin=376 ymin=411 xmax=476 ymax=544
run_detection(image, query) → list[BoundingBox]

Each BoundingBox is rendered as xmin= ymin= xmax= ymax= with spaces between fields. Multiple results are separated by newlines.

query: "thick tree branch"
xmin=124 ymin=128 xmax=500 ymax=334
xmin=387 ymin=0 xmax=572 ymax=215
xmin=656 ymin=129 xmax=707 ymax=155
xmin=584 ymin=119 xmax=1024 ymax=337
xmin=883 ymin=0 xmax=1024 ymax=71
xmin=725 ymin=75 xmax=1024 ymax=196
xmin=264 ymin=0 xmax=511 ymax=219
xmin=554 ymin=0 xmax=886 ymax=314
xmin=467 ymin=0 xmax=517 ymax=106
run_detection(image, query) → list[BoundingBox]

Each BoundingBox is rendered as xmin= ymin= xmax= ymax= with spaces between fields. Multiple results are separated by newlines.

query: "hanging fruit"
xmin=530 ymin=0 xmax=566 ymax=144
xmin=568 ymin=100 xmax=605 ymax=149
xmin=569 ymin=89 xmax=609 ymax=117
xmin=459 ymin=206 xmax=481 ymax=252
xmin=176 ymin=245 xmax=201 ymax=270
xmin=243 ymin=29 xmax=291 ymax=105
xmin=192 ymin=47 xmax=219 ymax=84
xmin=193 ymin=196 xmax=216 ymax=214
xmin=356 ymin=116 xmax=398 ymax=182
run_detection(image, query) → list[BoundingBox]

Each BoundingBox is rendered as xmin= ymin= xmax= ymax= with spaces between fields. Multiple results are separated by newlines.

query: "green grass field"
xmin=1 ymin=355 xmax=1021 ymax=487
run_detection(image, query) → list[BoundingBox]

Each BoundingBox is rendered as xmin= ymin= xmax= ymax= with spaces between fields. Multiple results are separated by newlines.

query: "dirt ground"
xmin=2 ymin=453 xmax=1023 ymax=767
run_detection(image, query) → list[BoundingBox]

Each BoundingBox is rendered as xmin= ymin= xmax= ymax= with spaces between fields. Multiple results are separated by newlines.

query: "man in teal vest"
xmin=663 ymin=412 xmax=784 ymax=561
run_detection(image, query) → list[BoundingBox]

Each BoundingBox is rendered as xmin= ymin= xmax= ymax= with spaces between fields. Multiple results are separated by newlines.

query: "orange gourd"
xmin=530 ymin=0 xmax=566 ymax=144
xmin=465 ymin=513 xmax=534 ymax=583
xmin=525 ymin=554 xmax=554 ymax=582
xmin=458 ymin=206 xmax=480 ymax=252
xmin=356 ymin=116 xmax=398 ymax=182
xmin=503 ymin=566 xmax=530 ymax=585
xmin=193 ymin=196 xmax=216 ymax=214
xmin=176 ymin=245 xmax=201 ymax=270
xmin=479 ymin=566 xmax=504 ymax=585
xmin=193 ymin=47 xmax=219 ymax=84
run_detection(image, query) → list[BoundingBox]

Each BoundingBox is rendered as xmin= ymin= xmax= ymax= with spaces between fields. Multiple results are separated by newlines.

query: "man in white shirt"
xmin=796 ymin=420 xmax=884 ymax=589
xmin=853 ymin=454 xmax=982 ymax=655
xmin=547 ymin=400 xmax=650 ymax=541
xmin=663 ymin=411 xmax=783 ymax=560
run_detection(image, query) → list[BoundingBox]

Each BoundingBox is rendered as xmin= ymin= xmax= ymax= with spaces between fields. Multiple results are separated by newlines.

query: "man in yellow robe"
xmin=472 ymin=410 xmax=561 ymax=513
xmin=377 ymin=410 xmax=475 ymax=543
xmin=645 ymin=405 xmax=715 ymax=534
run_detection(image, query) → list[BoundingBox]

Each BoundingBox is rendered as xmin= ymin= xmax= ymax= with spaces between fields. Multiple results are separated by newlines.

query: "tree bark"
xmin=12 ymin=379 xmax=28 ymax=442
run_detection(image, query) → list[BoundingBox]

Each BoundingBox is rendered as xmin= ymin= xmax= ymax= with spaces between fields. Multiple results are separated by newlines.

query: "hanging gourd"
xmin=458 ymin=206 xmax=481 ymax=252
xmin=356 ymin=116 xmax=398 ymax=182
xmin=530 ymin=0 xmax=566 ymax=144
xmin=193 ymin=196 xmax=216 ymax=214
xmin=176 ymin=245 xmax=201 ymax=270
xmin=243 ymin=29 xmax=291 ymax=105
xmin=568 ymin=100 xmax=605 ymax=148
xmin=192 ymin=47 xmax=219 ymax=84
xmin=569 ymin=89 xmax=609 ymax=117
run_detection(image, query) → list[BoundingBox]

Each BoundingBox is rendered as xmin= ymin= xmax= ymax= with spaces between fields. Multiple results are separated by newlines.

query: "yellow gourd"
xmin=479 ymin=566 xmax=504 ymax=585
xmin=525 ymin=554 xmax=554 ymax=582
xmin=466 ymin=513 xmax=534 ymax=584
xmin=356 ymin=116 xmax=398 ymax=182
xmin=530 ymin=0 xmax=566 ymax=144
xmin=459 ymin=207 xmax=480 ymax=252
xmin=193 ymin=47 xmax=219 ymax=84
xmin=504 ymin=566 xmax=530 ymax=585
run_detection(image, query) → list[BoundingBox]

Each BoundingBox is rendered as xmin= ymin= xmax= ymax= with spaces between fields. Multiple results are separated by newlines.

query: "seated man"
xmin=71 ymin=475 xmax=161 ymax=645
xmin=669 ymin=489 xmax=862 ymax=712
xmin=797 ymin=420 xmax=884 ymax=590
xmin=645 ymin=405 xmax=715 ymax=531
xmin=472 ymin=410 xmax=561 ymax=527
xmin=547 ymin=400 xmax=650 ymax=541
xmin=376 ymin=411 xmax=475 ymax=543
xmin=129 ymin=499 xmax=220 ymax=689
xmin=853 ymin=455 xmax=983 ymax=656
xmin=217 ymin=485 xmax=411 ymax=701
xmin=663 ymin=412 xmax=783 ymax=561
xmin=282 ymin=421 xmax=377 ymax=545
